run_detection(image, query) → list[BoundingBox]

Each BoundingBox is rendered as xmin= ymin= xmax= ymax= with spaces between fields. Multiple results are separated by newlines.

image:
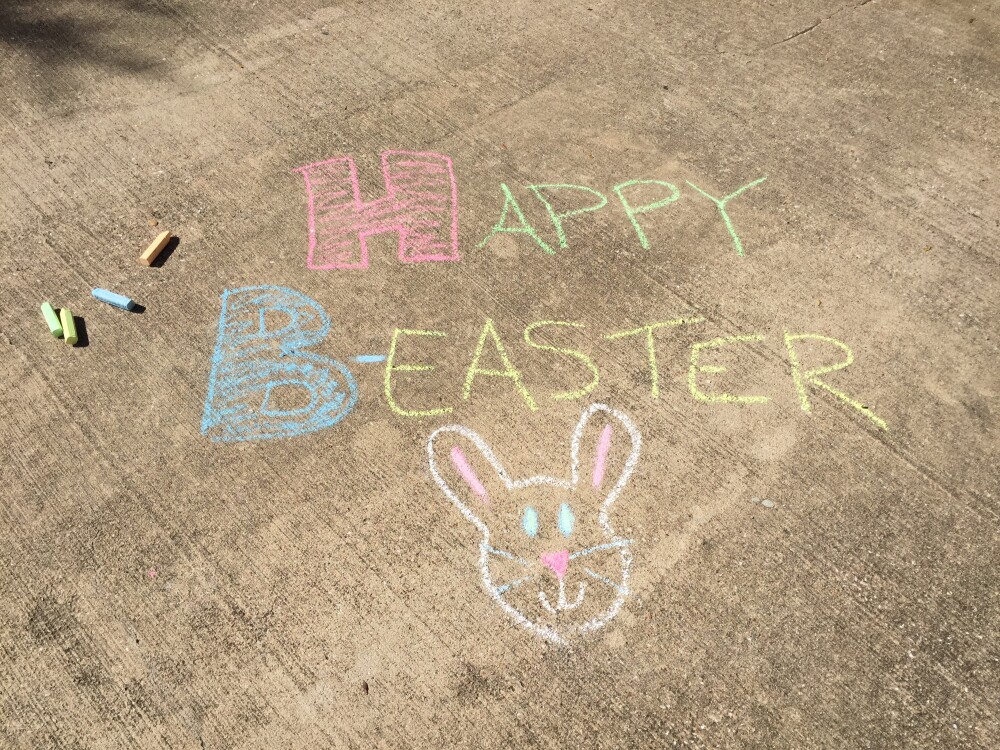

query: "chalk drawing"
xmin=689 ymin=334 xmax=771 ymax=404
xmin=477 ymin=183 xmax=555 ymax=255
xmin=526 ymin=184 xmax=608 ymax=250
xmin=783 ymin=332 xmax=888 ymax=430
xmin=685 ymin=176 xmax=767 ymax=257
xmin=558 ymin=503 xmax=575 ymax=537
xmin=463 ymin=319 xmax=538 ymax=411
xmin=293 ymin=150 xmax=459 ymax=269
xmin=197 ymin=286 xmax=887 ymax=438
xmin=522 ymin=507 xmax=539 ymax=537
xmin=605 ymin=317 xmax=706 ymax=398
xmin=427 ymin=403 xmax=642 ymax=644
xmin=523 ymin=321 xmax=600 ymax=401
xmin=451 ymin=446 xmax=489 ymax=503
xmin=289 ymin=155 xmax=772 ymax=266
xmin=592 ymin=423 xmax=613 ymax=487
xmin=201 ymin=286 xmax=358 ymax=442
xmin=612 ymin=180 xmax=682 ymax=250
xmin=384 ymin=328 xmax=453 ymax=418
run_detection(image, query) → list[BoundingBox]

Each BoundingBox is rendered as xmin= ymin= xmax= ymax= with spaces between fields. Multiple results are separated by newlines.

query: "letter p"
xmin=294 ymin=150 xmax=460 ymax=269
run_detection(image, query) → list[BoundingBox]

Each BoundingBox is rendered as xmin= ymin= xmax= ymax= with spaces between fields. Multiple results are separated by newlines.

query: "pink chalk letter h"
xmin=294 ymin=150 xmax=460 ymax=269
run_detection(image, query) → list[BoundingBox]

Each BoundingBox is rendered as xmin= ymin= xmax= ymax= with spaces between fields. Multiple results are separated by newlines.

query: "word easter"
xmin=201 ymin=286 xmax=887 ymax=443
xmin=293 ymin=150 xmax=767 ymax=269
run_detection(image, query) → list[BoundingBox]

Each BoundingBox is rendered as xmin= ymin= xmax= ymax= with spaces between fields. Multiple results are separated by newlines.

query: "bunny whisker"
xmin=495 ymin=576 xmax=532 ymax=595
xmin=583 ymin=567 xmax=628 ymax=596
xmin=569 ymin=539 xmax=633 ymax=560
xmin=485 ymin=545 xmax=532 ymax=567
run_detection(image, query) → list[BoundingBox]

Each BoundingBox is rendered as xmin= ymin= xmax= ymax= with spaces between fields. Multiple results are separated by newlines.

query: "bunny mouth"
xmin=538 ymin=579 xmax=586 ymax=614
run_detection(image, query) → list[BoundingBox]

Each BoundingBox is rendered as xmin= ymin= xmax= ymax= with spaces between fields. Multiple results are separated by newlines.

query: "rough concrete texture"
xmin=1 ymin=0 xmax=998 ymax=747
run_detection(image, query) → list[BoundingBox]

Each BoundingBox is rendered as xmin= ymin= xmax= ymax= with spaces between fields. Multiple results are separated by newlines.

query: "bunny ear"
xmin=427 ymin=424 xmax=512 ymax=535
xmin=570 ymin=404 xmax=642 ymax=530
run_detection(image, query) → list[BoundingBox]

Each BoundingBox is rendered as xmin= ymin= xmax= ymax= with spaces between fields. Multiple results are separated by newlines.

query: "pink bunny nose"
xmin=540 ymin=550 xmax=570 ymax=580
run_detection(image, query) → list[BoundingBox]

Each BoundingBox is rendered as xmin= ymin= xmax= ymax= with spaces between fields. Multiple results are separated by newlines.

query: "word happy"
xmin=293 ymin=150 xmax=767 ymax=268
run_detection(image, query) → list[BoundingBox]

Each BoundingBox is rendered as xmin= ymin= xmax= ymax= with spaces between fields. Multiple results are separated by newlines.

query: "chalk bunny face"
xmin=427 ymin=404 xmax=641 ymax=644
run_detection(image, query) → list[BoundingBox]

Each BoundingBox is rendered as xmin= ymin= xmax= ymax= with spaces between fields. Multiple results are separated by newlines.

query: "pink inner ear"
xmin=592 ymin=424 xmax=613 ymax=488
xmin=451 ymin=446 xmax=489 ymax=505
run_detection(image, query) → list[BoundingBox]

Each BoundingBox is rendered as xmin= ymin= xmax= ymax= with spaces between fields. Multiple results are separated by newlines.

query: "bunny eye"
xmin=521 ymin=507 xmax=539 ymax=538
xmin=558 ymin=503 xmax=575 ymax=537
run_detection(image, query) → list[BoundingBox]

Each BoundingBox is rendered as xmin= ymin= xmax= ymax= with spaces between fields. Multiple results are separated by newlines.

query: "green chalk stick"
xmin=60 ymin=308 xmax=78 ymax=346
xmin=41 ymin=302 xmax=63 ymax=338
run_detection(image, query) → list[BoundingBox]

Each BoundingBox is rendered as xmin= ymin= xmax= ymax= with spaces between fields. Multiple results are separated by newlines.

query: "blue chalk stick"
xmin=92 ymin=288 xmax=136 ymax=311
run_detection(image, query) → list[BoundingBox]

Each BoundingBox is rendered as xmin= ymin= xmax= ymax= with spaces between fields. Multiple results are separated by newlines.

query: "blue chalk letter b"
xmin=201 ymin=286 xmax=358 ymax=442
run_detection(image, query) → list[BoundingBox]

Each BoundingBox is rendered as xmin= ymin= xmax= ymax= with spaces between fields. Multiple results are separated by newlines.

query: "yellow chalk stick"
xmin=41 ymin=302 xmax=63 ymax=338
xmin=139 ymin=230 xmax=172 ymax=266
xmin=60 ymin=308 xmax=78 ymax=346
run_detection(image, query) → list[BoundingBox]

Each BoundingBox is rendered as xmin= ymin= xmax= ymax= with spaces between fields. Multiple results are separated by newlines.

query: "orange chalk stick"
xmin=139 ymin=231 xmax=172 ymax=266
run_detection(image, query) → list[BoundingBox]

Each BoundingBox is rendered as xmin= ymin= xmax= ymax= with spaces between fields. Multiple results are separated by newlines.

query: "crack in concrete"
xmin=770 ymin=20 xmax=821 ymax=48
xmin=759 ymin=0 xmax=876 ymax=53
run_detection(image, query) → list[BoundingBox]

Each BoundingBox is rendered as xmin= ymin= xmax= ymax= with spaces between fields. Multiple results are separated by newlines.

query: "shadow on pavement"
xmin=0 ymin=0 xmax=168 ymax=73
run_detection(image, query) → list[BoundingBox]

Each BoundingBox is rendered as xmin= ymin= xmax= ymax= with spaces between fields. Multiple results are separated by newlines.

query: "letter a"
xmin=201 ymin=286 xmax=358 ymax=442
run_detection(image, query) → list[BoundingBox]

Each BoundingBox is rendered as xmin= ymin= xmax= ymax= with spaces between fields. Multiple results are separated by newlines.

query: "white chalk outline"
xmin=539 ymin=580 xmax=586 ymax=614
xmin=427 ymin=403 xmax=642 ymax=644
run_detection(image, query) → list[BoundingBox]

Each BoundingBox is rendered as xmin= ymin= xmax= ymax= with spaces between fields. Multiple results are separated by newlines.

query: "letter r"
xmin=201 ymin=286 xmax=358 ymax=442
xmin=294 ymin=150 xmax=460 ymax=269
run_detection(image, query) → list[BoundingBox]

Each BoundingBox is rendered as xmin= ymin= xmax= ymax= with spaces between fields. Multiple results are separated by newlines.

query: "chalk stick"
xmin=92 ymin=288 xmax=136 ymax=311
xmin=40 ymin=302 xmax=63 ymax=338
xmin=60 ymin=308 xmax=78 ymax=346
xmin=139 ymin=231 xmax=172 ymax=266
